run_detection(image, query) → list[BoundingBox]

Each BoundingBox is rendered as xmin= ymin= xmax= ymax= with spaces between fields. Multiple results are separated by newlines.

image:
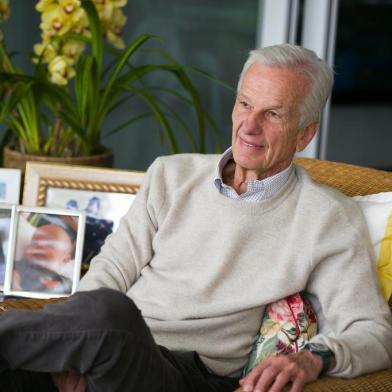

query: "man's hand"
xmin=239 ymin=351 xmax=323 ymax=392
xmin=52 ymin=371 xmax=86 ymax=392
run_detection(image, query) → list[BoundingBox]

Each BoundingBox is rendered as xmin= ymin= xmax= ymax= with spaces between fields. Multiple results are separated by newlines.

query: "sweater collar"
xmin=214 ymin=147 xmax=293 ymax=201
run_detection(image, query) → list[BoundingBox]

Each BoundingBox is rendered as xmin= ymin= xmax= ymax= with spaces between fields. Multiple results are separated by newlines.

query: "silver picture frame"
xmin=3 ymin=206 xmax=85 ymax=299
xmin=0 ymin=203 xmax=16 ymax=291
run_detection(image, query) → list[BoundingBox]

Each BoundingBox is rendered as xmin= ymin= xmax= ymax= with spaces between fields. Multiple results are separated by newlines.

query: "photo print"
xmin=3 ymin=206 xmax=85 ymax=299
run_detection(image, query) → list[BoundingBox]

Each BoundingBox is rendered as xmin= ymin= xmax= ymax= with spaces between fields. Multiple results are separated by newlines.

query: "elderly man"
xmin=0 ymin=44 xmax=391 ymax=392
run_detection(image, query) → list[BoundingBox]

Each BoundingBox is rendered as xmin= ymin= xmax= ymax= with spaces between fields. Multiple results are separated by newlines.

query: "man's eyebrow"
xmin=236 ymin=93 xmax=254 ymax=105
xmin=236 ymin=93 xmax=286 ymax=112
xmin=267 ymin=105 xmax=284 ymax=111
xmin=237 ymin=93 xmax=249 ymax=100
xmin=237 ymin=95 xmax=284 ymax=111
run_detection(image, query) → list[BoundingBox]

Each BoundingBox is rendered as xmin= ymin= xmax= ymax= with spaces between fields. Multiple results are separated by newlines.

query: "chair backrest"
xmin=294 ymin=158 xmax=392 ymax=197
xmin=295 ymin=158 xmax=392 ymax=311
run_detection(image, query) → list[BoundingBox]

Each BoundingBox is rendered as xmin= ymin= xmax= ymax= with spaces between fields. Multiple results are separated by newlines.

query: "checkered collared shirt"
xmin=214 ymin=148 xmax=293 ymax=202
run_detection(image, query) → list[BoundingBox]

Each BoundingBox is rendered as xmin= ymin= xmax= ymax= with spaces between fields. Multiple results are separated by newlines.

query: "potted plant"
xmin=0 ymin=0 xmax=228 ymax=171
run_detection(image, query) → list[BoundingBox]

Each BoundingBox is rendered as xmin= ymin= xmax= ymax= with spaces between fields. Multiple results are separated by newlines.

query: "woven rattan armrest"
xmin=0 ymin=297 xmax=65 ymax=312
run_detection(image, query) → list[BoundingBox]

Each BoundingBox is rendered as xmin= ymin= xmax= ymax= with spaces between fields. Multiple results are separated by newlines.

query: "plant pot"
xmin=2 ymin=145 xmax=114 ymax=174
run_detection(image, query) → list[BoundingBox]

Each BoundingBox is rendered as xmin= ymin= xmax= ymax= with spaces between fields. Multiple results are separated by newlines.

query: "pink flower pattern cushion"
xmin=243 ymin=292 xmax=317 ymax=375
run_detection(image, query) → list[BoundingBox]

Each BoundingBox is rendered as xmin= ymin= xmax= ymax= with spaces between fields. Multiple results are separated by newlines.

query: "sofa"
xmin=1 ymin=158 xmax=392 ymax=391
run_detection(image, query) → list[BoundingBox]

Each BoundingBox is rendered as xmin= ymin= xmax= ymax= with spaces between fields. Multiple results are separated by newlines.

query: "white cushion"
xmin=353 ymin=192 xmax=392 ymax=301
xmin=306 ymin=192 xmax=392 ymax=336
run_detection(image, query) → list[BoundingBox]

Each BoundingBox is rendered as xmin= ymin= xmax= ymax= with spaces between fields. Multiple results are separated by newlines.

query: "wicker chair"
xmin=235 ymin=158 xmax=392 ymax=391
xmin=1 ymin=158 xmax=392 ymax=391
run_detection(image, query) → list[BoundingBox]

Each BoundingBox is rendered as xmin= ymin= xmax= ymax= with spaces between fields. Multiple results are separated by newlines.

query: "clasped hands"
xmin=239 ymin=351 xmax=323 ymax=392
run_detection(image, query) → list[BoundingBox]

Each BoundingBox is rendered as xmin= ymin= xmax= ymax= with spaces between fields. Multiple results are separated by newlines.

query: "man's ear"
xmin=296 ymin=122 xmax=319 ymax=152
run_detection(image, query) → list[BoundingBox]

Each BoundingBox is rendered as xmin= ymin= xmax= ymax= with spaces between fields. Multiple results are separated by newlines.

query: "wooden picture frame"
xmin=23 ymin=162 xmax=145 ymax=207
xmin=3 ymin=206 xmax=85 ymax=299
xmin=23 ymin=162 xmax=145 ymax=267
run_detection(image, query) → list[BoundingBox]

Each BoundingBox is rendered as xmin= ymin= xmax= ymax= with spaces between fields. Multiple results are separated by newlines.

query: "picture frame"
xmin=0 ymin=168 xmax=22 ymax=204
xmin=23 ymin=162 xmax=145 ymax=267
xmin=0 ymin=204 xmax=16 ymax=291
xmin=3 ymin=206 xmax=85 ymax=299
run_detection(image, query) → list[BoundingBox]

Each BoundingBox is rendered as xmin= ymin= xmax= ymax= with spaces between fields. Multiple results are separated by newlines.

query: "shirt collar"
xmin=214 ymin=147 xmax=293 ymax=201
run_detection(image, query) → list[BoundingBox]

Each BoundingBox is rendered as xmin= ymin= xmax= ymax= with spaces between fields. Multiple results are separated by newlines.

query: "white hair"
xmin=237 ymin=44 xmax=334 ymax=128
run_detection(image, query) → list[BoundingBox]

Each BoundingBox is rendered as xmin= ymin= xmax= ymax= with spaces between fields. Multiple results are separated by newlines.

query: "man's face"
xmin=24 ymin=224 xmax=74 ymax=265
xmin=231 ymin=63 xmax=317 ymax=178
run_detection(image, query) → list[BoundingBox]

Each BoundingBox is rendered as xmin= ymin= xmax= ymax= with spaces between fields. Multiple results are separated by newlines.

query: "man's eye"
xmin=266 ymin=111 xmax=280 ymax=120
xmin=239 ymin=100 xmax=249 ymax=108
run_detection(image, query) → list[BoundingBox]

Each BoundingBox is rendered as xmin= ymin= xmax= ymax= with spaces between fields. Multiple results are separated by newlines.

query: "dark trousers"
xmin=0 ymin=288 xmax=239 ymax=392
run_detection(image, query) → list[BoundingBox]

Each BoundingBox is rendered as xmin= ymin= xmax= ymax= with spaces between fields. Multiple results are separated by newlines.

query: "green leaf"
xmin=129 ymin=87 xmax=178 ymax=153
xmin=0 ymin=82 xmax=30 ymax=118
xmin=81 ymin=0 xmax=103 ymax=74
xmin=152 ymin=97 xmax=197 ymax=151
xmin=75 ymin=55 xmax=98 ymax=127
xmin=204 ymin=111 xmax=222 ymax=153
xmin=104 ymin=112 xmax=154 ymax=137
xmin=185 ymin=66 xmax=236 ymax=93
xmin=97 ymin=35 xmax=155 ymax=127
xmin=108 ymin=63 xmax=214 ymax=152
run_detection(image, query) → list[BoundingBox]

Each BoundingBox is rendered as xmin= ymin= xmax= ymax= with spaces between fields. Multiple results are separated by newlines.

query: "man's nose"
xmin=243 ymin=111 xmax=263 ymax=133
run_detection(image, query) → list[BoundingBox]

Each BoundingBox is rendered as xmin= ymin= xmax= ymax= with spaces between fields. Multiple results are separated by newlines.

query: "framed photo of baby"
xmin=3 ymin=206 xmax=85 ymax=299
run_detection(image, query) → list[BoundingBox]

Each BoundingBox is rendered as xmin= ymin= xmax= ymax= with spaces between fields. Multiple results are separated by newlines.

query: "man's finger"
xmin=262 ymin=370 xmax=292 ymax=392
xmin=249 ymin=366 xmax=278 ymax=392
xmin=240 ymin=364 xmax=266 ymax=391
xmin=73 ymin=374 xmax=87 ymax=392
xmin=288 ymin=372 xmax=308 ymax=392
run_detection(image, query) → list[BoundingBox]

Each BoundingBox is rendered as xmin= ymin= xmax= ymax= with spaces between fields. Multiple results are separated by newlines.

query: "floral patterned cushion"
xmin=243 ymin=292 xmax=317 ymax=375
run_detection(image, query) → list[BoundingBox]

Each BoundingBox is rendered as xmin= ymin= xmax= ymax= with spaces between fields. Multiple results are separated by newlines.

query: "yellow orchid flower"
xmin=39 ymin=29 xmax=58 ymax=45
xmin=104 ymin=8 xmax=126 ymax=49
xmin=95 ymin=0 xmax=127 ymax=7
xmin=49 ymin=55 xmax=76 ymax=85
xmin=61 ymin=39 xmax=85 ymax=61
xmin=58 ymin=0 xmax=81 ymax=15
xmin=34 ymin=41 xmax=60 ymax=64
xmin=36 ymin=0 xmax=57 ymax=13
xmin=0 ymin=0 xmax=10 ymax=22
xmin=93 ymin=0 xmax=126 ymax=25
xmin=105 ymin=29 xmax=125 ymax=49
xmin=94 ymin=2 xmax=113 ymax=24
xmin=34 ymin=0 xmax=129 ymax=83
xmin=41 ymin=5 xmax=75 ymax=36
xmin=92 ymin=0 xmax=121 ymax=6
xmin=69 ymin=6 xmax=89 ymax=35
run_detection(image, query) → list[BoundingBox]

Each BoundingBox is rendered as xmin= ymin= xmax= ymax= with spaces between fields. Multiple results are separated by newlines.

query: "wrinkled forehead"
xmin=240 ymin=63 xmax=310 ymax=109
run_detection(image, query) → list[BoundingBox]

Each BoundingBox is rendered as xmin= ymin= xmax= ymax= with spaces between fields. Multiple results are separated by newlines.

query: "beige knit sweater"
xmin=78 ymin=154 xmax=392 ymax=377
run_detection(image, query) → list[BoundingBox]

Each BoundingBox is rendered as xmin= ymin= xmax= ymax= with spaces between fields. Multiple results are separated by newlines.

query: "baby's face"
xmin=24 ymin=224 xmax=74 ymax=265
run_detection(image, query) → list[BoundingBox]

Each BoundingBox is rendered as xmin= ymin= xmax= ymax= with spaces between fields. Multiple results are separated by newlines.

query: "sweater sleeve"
xmin=306 ymin=196 xmax=392 ymax=377
xmin=77 ymin=158 xmax=166 ymax=293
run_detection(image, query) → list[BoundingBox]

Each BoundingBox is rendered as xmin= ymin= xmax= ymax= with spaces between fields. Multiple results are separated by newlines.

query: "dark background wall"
xmin=0 ymin=1 xmax=258 ymax=170
xmin=2 ymin=1 xmax=392 ymax=171
xmin=328 ymin=1 xmax=392 ymax=170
